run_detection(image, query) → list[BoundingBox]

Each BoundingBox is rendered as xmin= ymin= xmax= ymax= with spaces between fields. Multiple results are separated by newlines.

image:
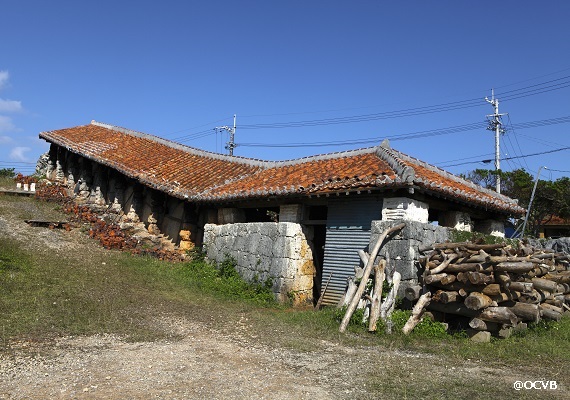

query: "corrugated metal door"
xmin=320 ymin=197 xmax=382 ymax=306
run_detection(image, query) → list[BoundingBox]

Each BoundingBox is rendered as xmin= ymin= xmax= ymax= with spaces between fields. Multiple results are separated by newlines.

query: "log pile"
xmin=408 ymin=240 xmax=570 ymax=339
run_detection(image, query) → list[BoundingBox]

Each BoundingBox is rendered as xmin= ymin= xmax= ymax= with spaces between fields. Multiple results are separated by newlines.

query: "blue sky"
xmin=1 ymin=1 xmax=569 ymax=182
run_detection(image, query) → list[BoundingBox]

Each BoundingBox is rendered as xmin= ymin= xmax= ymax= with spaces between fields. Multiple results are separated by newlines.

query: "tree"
xmin=462 ymin=168 xmax=570 ymax=237
xmin=0 ymin=168 xmax=16 ymax=179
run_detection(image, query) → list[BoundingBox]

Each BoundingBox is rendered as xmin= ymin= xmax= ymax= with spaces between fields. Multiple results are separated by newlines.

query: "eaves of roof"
xmin=39 ymin=121 xmax=525 ymax=216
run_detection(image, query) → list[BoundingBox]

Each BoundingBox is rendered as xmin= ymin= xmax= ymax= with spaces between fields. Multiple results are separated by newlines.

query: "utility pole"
xmin=216 ymin=114 xmax=237 ymax=156
xmin=485 ymin=89 xmax=506 ymax=193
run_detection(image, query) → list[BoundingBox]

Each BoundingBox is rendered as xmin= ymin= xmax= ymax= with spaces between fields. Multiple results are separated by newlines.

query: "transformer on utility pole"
xmin=216 ymin=114 xmax=237 ymax=156
xmin=485 ymin=89 xmax=507 ymax=193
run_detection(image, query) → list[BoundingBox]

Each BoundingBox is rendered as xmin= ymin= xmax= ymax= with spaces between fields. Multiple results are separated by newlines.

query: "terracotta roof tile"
xmin=39 ymin=121 xmax=525 ymax=216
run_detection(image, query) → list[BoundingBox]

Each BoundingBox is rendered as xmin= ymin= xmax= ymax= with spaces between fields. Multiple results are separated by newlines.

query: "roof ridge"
xmin=92 ymin=121 xmax=381 ymax=167
xmin=90 ymin=121 xmax=272 ymax=168
xmin=388 ymin=145 xmax=520 ymax=205
xmin=271 ymin=146 xmax=378 ymax=166
xmin=375 ymin=140 xmax=415 ymax=183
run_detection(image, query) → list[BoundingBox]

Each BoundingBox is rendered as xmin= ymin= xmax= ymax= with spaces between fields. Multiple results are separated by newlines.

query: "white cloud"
xmin=0 ymin=135 xmax=13 ymax=144
xmin=9 ymin=146 xmax=31 ymax=162
xmin=0 ymin=115 xmax=16 ymax=132
xmin=0 ymin=71 xmax=8 ymax=90
xmin=0 ymin=98 xmax=22 ymax=113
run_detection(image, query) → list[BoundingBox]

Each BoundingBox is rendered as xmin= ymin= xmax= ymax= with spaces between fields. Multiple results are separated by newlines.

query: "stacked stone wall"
xmin=203 ymin=222 xmax=315 ymax=305
xmin=370 ymin=220 xmax=450 ymax=295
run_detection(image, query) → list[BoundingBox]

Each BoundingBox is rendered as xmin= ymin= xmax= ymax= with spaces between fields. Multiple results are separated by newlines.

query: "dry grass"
xmin=1 ymin=195 xmax=569 ymax=399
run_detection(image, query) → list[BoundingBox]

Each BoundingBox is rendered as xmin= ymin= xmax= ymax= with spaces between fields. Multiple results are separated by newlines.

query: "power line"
xmin=236 ymin=76 xmax=570 ymax=130
xmin=160 ymin=74 xmax=570 ymax=145
xmin=238 ymin=115 xmax=570 ymax=149
xmin=438 ymin=146 xmax=570 ymax=168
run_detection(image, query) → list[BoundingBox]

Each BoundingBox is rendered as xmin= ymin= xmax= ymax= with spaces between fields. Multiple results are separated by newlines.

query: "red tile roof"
xmin=39 ymin=121 xmax=525 ymax=215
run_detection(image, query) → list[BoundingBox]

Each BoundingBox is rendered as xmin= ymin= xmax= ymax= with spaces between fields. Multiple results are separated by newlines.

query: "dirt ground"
xmin=0 ymin=193 xmax=567 ymax=399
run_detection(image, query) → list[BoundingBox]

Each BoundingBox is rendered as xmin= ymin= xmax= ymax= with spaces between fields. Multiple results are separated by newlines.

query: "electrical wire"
xmin=238 ymin=115 xmax=570 ymax=149
xmin=438 ymin=146 xmax=570 ymax=168
xmin=162 ymin=74 xmax=570 ymax=143
xmin=236 ymin=76 xmax=570 ymax=130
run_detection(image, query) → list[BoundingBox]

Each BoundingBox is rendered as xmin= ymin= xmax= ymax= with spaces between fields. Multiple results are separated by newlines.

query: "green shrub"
xmin=0 ymin=168 xmax=16 ymax=179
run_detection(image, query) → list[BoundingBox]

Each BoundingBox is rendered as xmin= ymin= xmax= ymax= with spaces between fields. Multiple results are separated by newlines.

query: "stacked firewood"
xmin=407 ymin=240 xmax=570 ymax=339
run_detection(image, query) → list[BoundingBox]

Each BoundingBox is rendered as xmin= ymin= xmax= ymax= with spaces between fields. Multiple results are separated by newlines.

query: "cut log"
xmin=456 ymin=272 xmax=469 ymax=284
xmin=481 ymin=284 xmax=502 ymax=297
xmin=486 ymin=256 xmax=543 ymax=264
xmin=467 ymin=271 xmax=493 ymax=285
xmin=402 ymin=291 xmax=432 ymax=335
xmin=489 ymin=291 xmax=518 ymax=304
xmin=353 ymin=267 xmax=364 ymax=280
xmin=479 ymin=306 xmax=519 ymax=326
xmin=531 ymin=277 xmax=559 ymax=293
xmin=381 ymin=272 xmax=401 ymax=334
xmin=528 ymin=265 xmax=556 ymax=277
xmin=405 ymin=285 xmax=422 ymax=302
xmin=540 ymin=302 xmax=564 ymax=314
xmin=458 ymin=249 xmax=490 ymax=264
xmin=437 ymin=290 xmax=460 ymax=304
xmin=429 ymin=253 xmax=459 ymax=275
xmin=540 ymin=304 xmax=562 ymax=321
xmin=440 ymin=274 xmax=457 ymax=285
xmin=418 ymin=242 xmax=505 ymax=252
xmin=338 ymin=277 xmax=358 ymax=307
xmin=358 ymin=249 xmax=369 ymax=266
xmin=494 ymin=271 xmax=511 ymax=287
xmin=368 ymin=260 xmax=386 ymax=332
xmin=508 ymin=302 xmax=540 ymax=323
xmin=444 ymin=263 xmax=479 ymax=273
xmin=428 ymin=281 xmax=485 ymax=294
xmin=543 ymin=272 xmax=570 ymax=284
xmin=464 ymin=292 xmax=494 ymax=310
xmin=339 ymin=222 xmax=405 ymax=333
xmin=495 ymin=262 xmax=535 ymax=273
xmin=469 ymin=317 xmax=499 ymax=332
xmin=424 ymin=273 xmax=448 ymax=285
xmin=508 ymin=281 xmax=533 ymax=293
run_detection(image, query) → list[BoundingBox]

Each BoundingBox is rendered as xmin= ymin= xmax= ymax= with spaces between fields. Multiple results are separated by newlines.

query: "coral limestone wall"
xmin=203 ymin=222 xmax=315 ymax=305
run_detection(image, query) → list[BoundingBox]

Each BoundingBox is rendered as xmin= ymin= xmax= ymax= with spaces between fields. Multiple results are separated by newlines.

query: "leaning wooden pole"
xmin=368 ymin=259 xmax=386 ymax=332
xmin=402 ymin=291 xmax=432 ymax=335
xmin=339 ymin=222 xmax=405 ymax=333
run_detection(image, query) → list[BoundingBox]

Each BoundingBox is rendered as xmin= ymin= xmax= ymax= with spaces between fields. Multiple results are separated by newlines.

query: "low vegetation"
xmin=1 ymin=195 xmax=569 ymax=397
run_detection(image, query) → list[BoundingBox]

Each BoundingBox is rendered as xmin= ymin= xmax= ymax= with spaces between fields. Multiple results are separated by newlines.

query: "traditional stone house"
xmin=39 ymin=121 xmax=525 ymax=304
